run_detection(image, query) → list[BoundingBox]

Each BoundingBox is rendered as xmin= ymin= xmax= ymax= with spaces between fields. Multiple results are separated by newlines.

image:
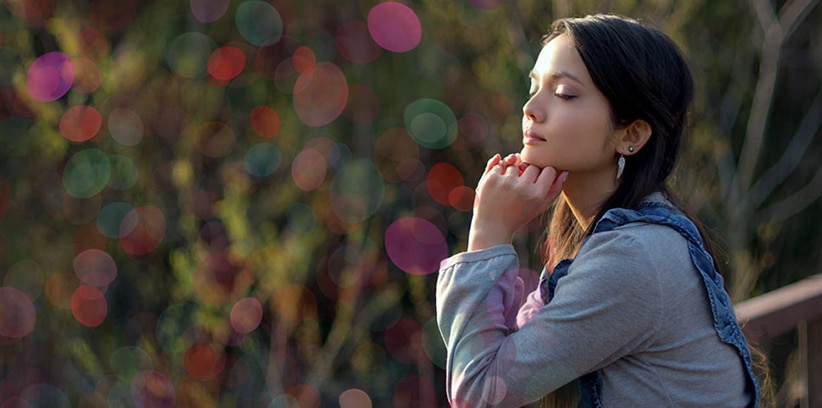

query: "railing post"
xmin=809 ymin=318 xmax=822 ymax=408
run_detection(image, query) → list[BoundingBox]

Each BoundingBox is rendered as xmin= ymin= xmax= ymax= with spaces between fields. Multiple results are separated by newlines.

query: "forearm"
xmin=436 ymin=245 xmax=528 ymax=406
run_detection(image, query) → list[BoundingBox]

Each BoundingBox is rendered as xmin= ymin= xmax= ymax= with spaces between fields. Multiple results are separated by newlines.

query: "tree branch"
xmin=756 ymin=166 xmax=822 ymax=224
xmin=745 ymin=88 xmax=822 ymax=208
xmin=736 ymin=0 xmax=819 ymax=197
xmin=778 ymin=0 xmax=822 ymax=39
xmin=736 ymin=0 xmax=782 ymax=195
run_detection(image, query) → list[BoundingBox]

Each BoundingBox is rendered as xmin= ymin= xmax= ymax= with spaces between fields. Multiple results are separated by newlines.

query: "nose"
xmin=522 ymin=95 xmax=543 ymax=123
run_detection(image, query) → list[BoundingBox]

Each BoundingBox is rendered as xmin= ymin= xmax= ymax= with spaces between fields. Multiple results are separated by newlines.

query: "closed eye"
xmin=555 ymin=93 xmax=576 ymax=100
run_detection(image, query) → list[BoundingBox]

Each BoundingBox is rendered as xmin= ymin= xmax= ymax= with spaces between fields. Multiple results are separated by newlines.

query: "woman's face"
xmin=520 ymin=34 xmax=618 ymax=176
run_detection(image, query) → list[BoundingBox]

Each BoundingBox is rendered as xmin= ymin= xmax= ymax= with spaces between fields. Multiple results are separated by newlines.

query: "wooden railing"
xmin=735 ymin=274 xmax=822 ymax=408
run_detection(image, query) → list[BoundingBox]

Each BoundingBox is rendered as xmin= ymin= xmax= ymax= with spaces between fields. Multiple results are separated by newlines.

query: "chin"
xmin=519 ymin=149 xmax=549 ymax=169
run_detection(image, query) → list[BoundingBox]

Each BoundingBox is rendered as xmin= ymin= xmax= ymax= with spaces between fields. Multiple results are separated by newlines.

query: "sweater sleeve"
xmin=436 ymin=229 xmax=664 ymax=407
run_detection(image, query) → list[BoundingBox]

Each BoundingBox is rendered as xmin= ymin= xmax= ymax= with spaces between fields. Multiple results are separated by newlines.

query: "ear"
xmin=617 ymin=119 xmax=652 ymax=156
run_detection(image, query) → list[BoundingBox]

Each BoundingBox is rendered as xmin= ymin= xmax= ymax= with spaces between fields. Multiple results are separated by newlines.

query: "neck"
xmin=562 ymin=172 xmax=618 ymax=230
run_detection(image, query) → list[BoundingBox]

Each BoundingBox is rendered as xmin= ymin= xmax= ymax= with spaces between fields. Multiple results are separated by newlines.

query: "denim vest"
xmin=539 ymin=200 xmax=760 ymax=407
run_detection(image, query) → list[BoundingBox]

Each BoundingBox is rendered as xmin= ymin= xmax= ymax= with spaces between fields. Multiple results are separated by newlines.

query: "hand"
xmin=467 ymin=153 xmax=567 ymax=252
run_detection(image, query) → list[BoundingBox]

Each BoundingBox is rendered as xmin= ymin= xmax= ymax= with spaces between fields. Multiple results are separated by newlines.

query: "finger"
xmin=504 ymin=161 xmax=520 ymax=176
xmin=484 ymin=154 xmax=501 ymax=174
xmin=519 ymin=163 xmax=541 ymax=181
xmin=518 ymin=162 xmax=529 ymax=176
xmin=534 ymin=166 xmax=559 ymax=193
xmin=545 ymin=170 xmax=568 ymax=199
xmin=501 ymin=153 xmax=518 ymax=170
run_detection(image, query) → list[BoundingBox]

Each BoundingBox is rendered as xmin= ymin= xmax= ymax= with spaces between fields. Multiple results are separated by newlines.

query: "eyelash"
xmin=527 ymin=89 xmax=576 ymax=100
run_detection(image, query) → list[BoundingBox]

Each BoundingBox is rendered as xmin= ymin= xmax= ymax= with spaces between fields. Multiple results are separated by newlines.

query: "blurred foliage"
xmin=0 ymin=0 xmax=820 ymax=406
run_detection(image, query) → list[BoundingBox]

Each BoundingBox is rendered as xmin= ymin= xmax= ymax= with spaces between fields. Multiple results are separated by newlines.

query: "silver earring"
xmin=628 ymin=146 xmax=635 ymax=153
xmin=617 ymin=155 xmax=625 ymax=180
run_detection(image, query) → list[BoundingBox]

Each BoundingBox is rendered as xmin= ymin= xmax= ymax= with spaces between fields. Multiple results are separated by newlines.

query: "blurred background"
xmin=0 ymin=0 xmax=820 ymax=406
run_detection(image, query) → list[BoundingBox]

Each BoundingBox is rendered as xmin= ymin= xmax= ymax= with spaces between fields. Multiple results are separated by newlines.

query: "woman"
xmin=436 ymin=14 xmax=760 ymax=407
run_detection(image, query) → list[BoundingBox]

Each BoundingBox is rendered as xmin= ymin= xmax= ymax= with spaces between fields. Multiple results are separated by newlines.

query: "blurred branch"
xmin=736 ymin=0 xmax=783 ymax=196
xmin=756 ymin=166 xmax=822 ymax=224
xmin=736 ymin=0 xmax=819 ymax=197
xmin=717 ymin=52 xmax=754 ymax=204
xmin=779 ymin=0 xmax=822 ymax=38
xmin=745 ymin=88 xmax=822 ymax=208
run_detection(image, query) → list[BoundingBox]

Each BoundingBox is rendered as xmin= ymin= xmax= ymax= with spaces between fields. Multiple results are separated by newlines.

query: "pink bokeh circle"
xmin=384 ymin=217 xmax=447 ymax=275
xmin=367 ymin=2 xmax=422 ymax=53
xmin=0 ymin=286 xmax=36 ymax=338
xmin=26 ymin=52 xmax=75 ymax=101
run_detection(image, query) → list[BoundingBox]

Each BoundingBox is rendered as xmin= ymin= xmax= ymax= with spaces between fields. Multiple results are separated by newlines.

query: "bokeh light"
xmin=291 ymin=46 xmax=316 ymax=74
xmin=119 ymin=206 xmax=167 ymax=256
xmin=183 ymin=343 xmax=223 ymax=378
xmin=26 ymin=52 xmax=74 ymax=102
xmin=0 ymin=286 xmax=37 ymax=338
xmin=71 ymin=284 xmax=107 ymax=327
xmin=3 ymin=259 xmax=45 ymax=300
xmin=229 ymin=297 xmax=263 ymax=334
xmin=384 ymin=217 xmax=447 ymax=275
xmin=59 ymin=105 xmax=103 ymax=142
xmin=44 ymin=273 xmax=77 ymax=309
xmin=404 ymin=98 xmax=458 ymax=149
xmin=190 ymin=0 xmax=230 ymax=23
xmin=108 ymin=108 xmax=144 ymax=146
xmin=235 ymin=1 xmax=283 ymax=47
xmin=339 ymin=389 xmax=372 ymax=408
xmin=71 ymin=57 xmax=103 ymax=93
xmin=96 ymin=202 xmax=135 ymax=238
xmin=249 ymin=106 xmax=281 ymax=138
xmin=244 ymin=142 xmax=282 ymax=178
xmin=4 ymin=0 xmax=55 ymax=28
xmin=130 ymin=370 xmax=176 ymax=408
xmin=73 ymin=249 xmax=117 ymax=287
xmin=293 ymin=63 xmax=348 ymax=127
xmin=207 ymin=46 xmax=246 ymax=81
xmin=291 ymin=147 xmax=327 ymax=192
xmin=426 ymin=162 xmax=464 ymax=207
xmin=367 ymin=2 xmax=422 ymax=53
xmin=166 ymin=32 xmax=215 ymax=78
xmin=62 ymin=149 xmax=111 ymax=199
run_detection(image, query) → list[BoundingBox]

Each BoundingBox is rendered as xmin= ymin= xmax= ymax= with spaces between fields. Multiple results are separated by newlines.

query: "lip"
xmin=523 ymin=129 xmax=546 ymax=144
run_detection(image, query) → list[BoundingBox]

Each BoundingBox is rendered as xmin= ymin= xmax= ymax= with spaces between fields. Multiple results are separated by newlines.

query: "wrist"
xmin=467 ymin=222 xmax=513 ymax=252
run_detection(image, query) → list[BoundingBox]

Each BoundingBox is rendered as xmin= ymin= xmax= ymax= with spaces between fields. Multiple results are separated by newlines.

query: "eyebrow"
xmin=529 ymin=70 xmax=584 ymax=85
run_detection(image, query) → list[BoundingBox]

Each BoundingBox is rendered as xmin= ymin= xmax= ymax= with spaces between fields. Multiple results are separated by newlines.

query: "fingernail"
xmin=563 ymin=171 xmax=570 ymax=182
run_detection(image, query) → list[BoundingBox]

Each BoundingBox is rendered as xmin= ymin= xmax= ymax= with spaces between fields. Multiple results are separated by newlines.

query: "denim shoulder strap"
xmin=538 ymin=202 xmax=760 ymax=408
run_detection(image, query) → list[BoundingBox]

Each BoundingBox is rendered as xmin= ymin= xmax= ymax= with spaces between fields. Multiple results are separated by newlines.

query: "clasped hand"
xmin=467 ymin=153 xmax=567 ymax=252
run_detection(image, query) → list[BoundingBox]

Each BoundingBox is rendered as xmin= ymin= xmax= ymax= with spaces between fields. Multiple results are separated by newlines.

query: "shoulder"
xmin=580 ymin=221 xmax=690 ymax=267
xmin=566 ymin=222 xmax=692 ymax=304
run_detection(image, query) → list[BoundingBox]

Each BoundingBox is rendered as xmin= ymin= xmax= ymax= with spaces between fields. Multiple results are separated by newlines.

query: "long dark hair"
xmin=542 ymin=14 xmax=698 ymax=267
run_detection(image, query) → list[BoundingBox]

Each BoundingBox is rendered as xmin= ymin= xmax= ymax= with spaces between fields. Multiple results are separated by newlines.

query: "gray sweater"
xmin=436 ymin=222 xmax=751 ymax=407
